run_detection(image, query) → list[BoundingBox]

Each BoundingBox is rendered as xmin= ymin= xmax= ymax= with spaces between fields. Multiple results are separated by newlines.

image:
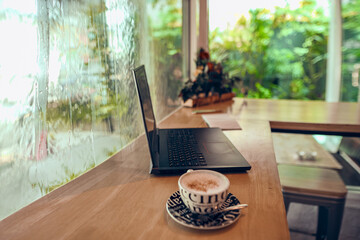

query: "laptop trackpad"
xmin=203 ymin=142 xmax=234 ymax=154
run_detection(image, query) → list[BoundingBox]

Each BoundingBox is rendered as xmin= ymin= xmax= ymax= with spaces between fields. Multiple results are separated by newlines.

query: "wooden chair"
xmin=278 ymin=164 xmax=347 ymax=240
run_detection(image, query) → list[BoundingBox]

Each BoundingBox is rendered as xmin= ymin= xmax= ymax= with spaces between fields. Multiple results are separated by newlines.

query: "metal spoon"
xmin=192 ymin=204 xmax=248 ymax=220
xmin=215 ymin=203 xmax=248 ymax=213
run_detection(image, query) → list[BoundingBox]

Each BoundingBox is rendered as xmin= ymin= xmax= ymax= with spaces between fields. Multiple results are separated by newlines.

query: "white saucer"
xmin=166 ymin=191 xmax=241 ymax=230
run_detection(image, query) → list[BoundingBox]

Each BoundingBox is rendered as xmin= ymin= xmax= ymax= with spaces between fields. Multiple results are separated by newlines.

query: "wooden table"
xmin=198 ymin=98 xmax=360 ymax=135
xmin=1 ymin=98 xmax=359 ymax=240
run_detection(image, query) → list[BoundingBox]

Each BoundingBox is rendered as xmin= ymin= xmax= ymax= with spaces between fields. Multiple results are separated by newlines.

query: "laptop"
xmin=132 ymin=65 xmax=251 ymax=174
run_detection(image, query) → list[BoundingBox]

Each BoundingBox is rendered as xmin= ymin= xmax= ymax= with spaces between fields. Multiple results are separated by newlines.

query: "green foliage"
xmin=341 ymin=0 xmax=360 ymax=101
xmin=289 ymin=79 xmax=310 ymax=99
xmin=46 ymin=93 xmax=127 ymax=128
xmin=247 ymin=83 xmax=272 ymax=99
xmin=210 ymin=0 xmax=360 ymax=101
xmin=210 ymin=8 xmax=273 ymax=89
xmin=148 ymin=1 xmax=183 ymax=101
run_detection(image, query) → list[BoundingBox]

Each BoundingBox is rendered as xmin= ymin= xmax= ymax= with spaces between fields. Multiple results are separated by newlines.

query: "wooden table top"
xmin=0 ymin=100 xmax=290 ymax=240
xmin=2 ymin=98 xmax=358 ymax=240
xmin=193 ymin=98 xmax=360 ymax=135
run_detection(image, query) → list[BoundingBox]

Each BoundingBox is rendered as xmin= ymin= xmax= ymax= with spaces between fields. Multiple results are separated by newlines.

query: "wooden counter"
xmin=2 ymin=98 xmax=358 ymax=239
xmin=0 ymin=100 xmax=290 ymax=240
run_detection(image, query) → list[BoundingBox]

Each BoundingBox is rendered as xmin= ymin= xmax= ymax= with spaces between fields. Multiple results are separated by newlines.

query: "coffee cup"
xmin=178 ymin=169 xmax=230 ymax=214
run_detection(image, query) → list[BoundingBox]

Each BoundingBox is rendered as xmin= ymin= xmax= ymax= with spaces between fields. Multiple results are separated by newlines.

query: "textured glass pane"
xmin=146 ymin=0 xmax=183 ymax=119
xmin=0 ymin=0 xmax=183 ymax=220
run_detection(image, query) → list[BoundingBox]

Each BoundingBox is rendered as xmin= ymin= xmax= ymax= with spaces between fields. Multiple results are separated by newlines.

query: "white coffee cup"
xmin=178 ymin=169 xmax=230 ymax=214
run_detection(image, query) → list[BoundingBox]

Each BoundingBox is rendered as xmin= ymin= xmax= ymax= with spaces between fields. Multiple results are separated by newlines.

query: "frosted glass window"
xmin=0 ymin=0 xmax=183 ymax=220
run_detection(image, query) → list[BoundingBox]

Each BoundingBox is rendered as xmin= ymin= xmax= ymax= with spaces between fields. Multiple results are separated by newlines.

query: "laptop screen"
xmin=132 ymin=65 xmax=156 ymax=148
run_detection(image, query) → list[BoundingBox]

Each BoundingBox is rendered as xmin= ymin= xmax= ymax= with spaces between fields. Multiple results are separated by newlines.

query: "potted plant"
xmin=179 ymin=48 xmax=240 ymax=107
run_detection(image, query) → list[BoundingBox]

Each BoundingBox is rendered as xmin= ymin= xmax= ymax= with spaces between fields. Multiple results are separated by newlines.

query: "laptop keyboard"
xmin=167 ymin=129 xmax=207 ymax=167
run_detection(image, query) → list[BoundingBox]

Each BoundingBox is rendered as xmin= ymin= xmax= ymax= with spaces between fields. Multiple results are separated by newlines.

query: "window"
xmin=208 ymin=0 xmax=360 ymax=102
xmin=0 ymin=0 xmax=183 ymax=220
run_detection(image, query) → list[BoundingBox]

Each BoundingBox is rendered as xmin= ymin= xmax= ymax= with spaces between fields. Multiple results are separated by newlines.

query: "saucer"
xmin=166 ymin=191 xmax=241 ymax=230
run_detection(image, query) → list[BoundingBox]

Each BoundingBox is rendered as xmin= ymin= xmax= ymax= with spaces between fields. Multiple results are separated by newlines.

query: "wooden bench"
xmin=278 ymin=165 xmax=347 ymax=240
xmin=272 ymin=133 xmax=348 ymax=239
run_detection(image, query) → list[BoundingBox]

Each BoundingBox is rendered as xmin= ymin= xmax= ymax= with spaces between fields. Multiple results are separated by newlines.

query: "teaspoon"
xmin=215 ymin=203 xmax=248 ymax=213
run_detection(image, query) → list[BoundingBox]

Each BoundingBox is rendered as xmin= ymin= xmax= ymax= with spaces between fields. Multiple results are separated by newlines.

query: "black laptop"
xmin=132 ymin=65 xmax=251 ymax=174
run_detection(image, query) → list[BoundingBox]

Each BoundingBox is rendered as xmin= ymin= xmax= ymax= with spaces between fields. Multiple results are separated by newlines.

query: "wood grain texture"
xmin=191 ymin=98 xmax=360 ymax=134
xmin=272 ymin=133 xmax=342 ymax=169
xmin=278 ymin=164 xmax=347 ymax=198
xmin=3 ymin=98 xmax=356 ymax=240
xmin=0 ymin=106 xmax=289 ymax=240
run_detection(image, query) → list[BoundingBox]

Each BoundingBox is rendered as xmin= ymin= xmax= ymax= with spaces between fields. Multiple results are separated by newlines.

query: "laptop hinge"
xmin=152 ymin=129 xmax=160 ymax=167
xmin=154 ymin=128 xmax=160 ymax=154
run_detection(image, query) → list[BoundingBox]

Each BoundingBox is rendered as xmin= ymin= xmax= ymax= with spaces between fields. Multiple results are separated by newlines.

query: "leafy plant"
xmin=179 ymin=48 xmax=240 ymax=102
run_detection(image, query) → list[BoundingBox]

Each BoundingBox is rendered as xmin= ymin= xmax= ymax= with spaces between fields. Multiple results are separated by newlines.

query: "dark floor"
xmin=287 ymin=191 xmax=360 ymax=240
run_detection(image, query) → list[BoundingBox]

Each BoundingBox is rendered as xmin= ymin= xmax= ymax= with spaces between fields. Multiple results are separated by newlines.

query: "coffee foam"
xmin=181 ymin=172 xmax=225 ymax=193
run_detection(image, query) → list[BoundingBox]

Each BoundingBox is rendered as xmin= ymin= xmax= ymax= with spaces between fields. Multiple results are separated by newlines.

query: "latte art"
xmin=181 ymin=172 xmax=224 ymax=193
xmin=187 ymin=179 xmax=219 ymax=192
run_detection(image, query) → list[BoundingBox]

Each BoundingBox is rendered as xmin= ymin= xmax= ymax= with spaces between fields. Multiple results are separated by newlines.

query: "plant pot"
xmin=182 ymin=92 xmax=235 ymax=108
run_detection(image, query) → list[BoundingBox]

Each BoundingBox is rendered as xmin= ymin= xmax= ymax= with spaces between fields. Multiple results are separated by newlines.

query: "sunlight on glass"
xmin=0 ymin=0 xmax=183 ymax=220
